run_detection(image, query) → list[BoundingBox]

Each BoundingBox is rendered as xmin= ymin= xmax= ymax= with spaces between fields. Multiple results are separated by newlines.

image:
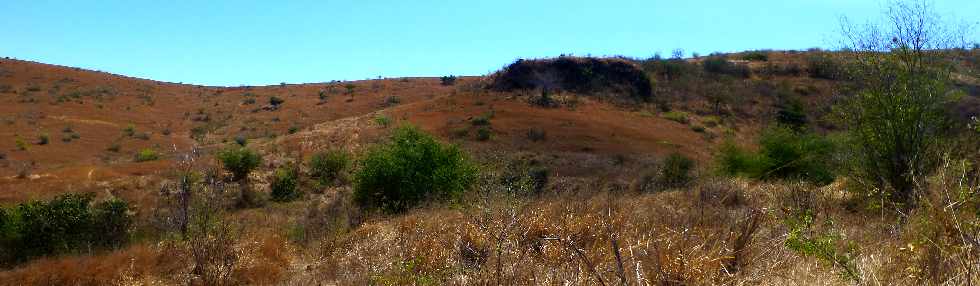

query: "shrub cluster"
xmin=0 ymin=193 xmax=132 ymax=265
xmin=702 ymin=56 xmax=751 ymax=78
xmin=354 ymin=125 xmax=478 ymax=213
xmin=488 ymin=57 xmax=653 ymax=102
xmin=217 ymin=146 xmax=263 ymax=181
xmin=309 ymin=150 xmax=351 ymax=186
xmin=716 ymin=127 xmax=836 ymax=185
xmin=440 ymin=75 xmax=457 ymax=86
xmin=805 ymin=53 xmax=842 ymax=80
xmin=135 ymin=148 xmax=159 ymax=162
xmin=270 ymin=166 xmax=301 ymax=202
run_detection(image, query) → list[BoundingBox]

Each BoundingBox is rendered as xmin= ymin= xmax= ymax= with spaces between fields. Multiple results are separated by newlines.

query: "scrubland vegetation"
xmin=0 ymin=1 xmax=978 ymax=285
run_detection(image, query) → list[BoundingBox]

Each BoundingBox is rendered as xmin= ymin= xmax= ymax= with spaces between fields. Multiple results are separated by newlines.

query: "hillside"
xmin=0 ymin=48 xmax=979 ymax=285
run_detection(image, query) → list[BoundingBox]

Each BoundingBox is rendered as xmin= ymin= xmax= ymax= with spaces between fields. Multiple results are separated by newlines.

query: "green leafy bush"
xmin=36 ymin=133 xmax=49 ymax=145
xmin=354 ymin=125 xmax=478 ymax=213
xmin=217 ymin=146 xmax=263 ymax=181
xmin=135 ymin=148 xmax=159 ymax=162
xmin=0 ymin=193 xmax=132 ymax=265
xmin=309 ymin=150 xmax=351 ymax=186
xmin=270 ymin=166 xmax=301 ymax=202
xmin=716 ymin=127 xmax=836 ymax=185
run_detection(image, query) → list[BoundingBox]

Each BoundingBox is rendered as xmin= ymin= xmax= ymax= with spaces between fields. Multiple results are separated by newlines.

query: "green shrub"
xmin=776 ymin=97 xmax=808 ymax=131
xmin=269 ymin=96 xmax=285 ymax=106
xmin=502 ymin=159 xmax=550 ymax=194
xmin=217 ymin=146 xmax=263 ymax=181
xmin=471 ymin=114 xmax=492 ymax=126
xmin=440 ymin=75 xmax=457 ymax=86
xmin=234 ymin=135 xmax=248 ymax=146
xmin=15 ymin=137 xmax=28 ymax=151
xmin=659 ymin=153 xmax=695 ymax=188
xmin=375 ymin=115 xmax=392 ymax=128
xmin=288 ymin=126 xmax=299 ymax=134
xmin=135 ymin=148 xmax=159 ymax=162
xmin=270 ymin=166 xmax=301 ymax=202
xmin=715 ymin=127 xmax=836 ymax=185
xmin=36 ymin=133 xmax=49 ymax=145
xmin=742 ymin=51 xmax=769 ymax=61
xmin=526 ymin=128 xmax=547 ymax=142
xmin=123 ymin=124 xmax=136 ymax=137
xmin=354 ymin=125 xmax=478 ymax=213
xmin=107 ymin=142 xmax=121 ymax=152
xmin=475 ymin=126 xmax=492 ymax=141
xmin=805 ymin=53 xmax=841 ymax=80
xmin=703 ymin=56 xmax=751 ymax=78
xmin=309 ymin=150 xmax=351 ymax=186
xmin=663 ymin=111 xmax=690 ymax=124
xmin=0 ymin=193 xmax=132 ymax=265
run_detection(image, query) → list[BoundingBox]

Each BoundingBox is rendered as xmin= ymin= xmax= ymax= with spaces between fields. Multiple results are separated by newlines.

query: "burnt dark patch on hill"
xmin=487 ymin=57 xmax=653 ymax=102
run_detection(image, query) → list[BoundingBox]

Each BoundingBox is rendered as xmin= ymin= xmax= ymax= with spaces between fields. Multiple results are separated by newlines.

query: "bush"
xmin=15 ymin=137 xmax=28 ymax=151
xmin=440 ymin=75 xmax=457 ymax=86
xmin=217 ymin=146 xmax=263 ymax=181
xmin=354 ymin=125 xmax=478 ymax=213
xmin=703 ymin=56 xmax=751 ymax=78
xmin=36 ymin=133 xmax=49 ymax=145
xmin=375 ymin=115 xmax=392 ymax=128
xmin=269 ymin=96 xmax=285 ymax=106
xmin=309 ymin=150 xmax=351 ymax=186
xmin=502 ymin=159 xmax=550 ymax=194
xmin=135 ymin=148 xmax=159 ymax=162
xmin=742 ymin=51 xmax=769 ymax=61
xmin=106 ymin=142 xmax=121 ymax=152
xmin=663 ymin=111 xmax=690 ymax=124
xmin=805 ymin=53 xmax=841 ymax=80
xmin=270 ymin=166 xmax=301 ymax=202
xmin=716 ymin=127 xmax=836 ymax=185
xmin=659 ymin=153 xmax=695 ymax=188
xmin=123 ymin=124 xmax=136 ymax=137
xmin=0 ymin=193 xmax=132 ymax=265
xmin=526 ymin=128 xmax=547 ymax=142
xmin=475 ymin=127 xmax=492 ymax=141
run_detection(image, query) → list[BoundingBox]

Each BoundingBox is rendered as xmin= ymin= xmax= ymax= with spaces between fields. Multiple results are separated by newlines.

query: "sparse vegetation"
xmin=662 ymin=110 xmax=689 ymax=124
xmin=135 ymin=148 xmax=160 ymax=162
xmin=36 ymin=133 xmax=49 ymax=145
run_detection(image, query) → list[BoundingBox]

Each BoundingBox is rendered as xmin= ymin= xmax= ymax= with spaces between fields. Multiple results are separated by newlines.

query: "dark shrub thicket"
xmin=354 ymin=125 xmax=478 ymax=213
xmin=703 ymin=56 xmax=751 ymax=78
xmin=0 ymin=193 xmax=133 ymax=265
xmin=717 ymin=127 xmax=836 ymax=185
xmin=659 ymin=153 xmax=696 ymax=188
xmin=488 ymin=56 xmax=653 ymax=102
xmin=805 ymin=53 xmax=842 ymax=80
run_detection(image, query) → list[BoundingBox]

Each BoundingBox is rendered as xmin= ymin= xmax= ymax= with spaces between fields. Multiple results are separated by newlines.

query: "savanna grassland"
xmin=1 ymin=2 xmax=980 ymax=285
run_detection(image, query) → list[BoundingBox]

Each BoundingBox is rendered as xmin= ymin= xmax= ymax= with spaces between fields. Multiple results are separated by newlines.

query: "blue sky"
xmin=1 ymin=1 xmax=977 ymax=86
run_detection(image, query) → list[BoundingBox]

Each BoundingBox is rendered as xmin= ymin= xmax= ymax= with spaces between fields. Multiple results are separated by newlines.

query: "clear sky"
xmin=1 ymin=0 xmax=977 ymax=86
